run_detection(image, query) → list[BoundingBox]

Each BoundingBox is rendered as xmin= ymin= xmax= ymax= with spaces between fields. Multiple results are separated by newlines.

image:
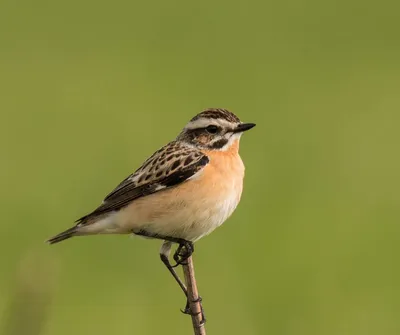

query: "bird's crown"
xmin=190 ymin=108 xmax=241 ymax=124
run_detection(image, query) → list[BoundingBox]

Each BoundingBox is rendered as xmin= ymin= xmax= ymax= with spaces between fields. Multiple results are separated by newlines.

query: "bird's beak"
xmin=233 ymin=123 xmax=256 ymax=133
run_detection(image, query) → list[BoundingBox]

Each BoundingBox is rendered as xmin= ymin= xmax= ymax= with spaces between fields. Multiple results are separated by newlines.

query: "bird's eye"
xmin=205 ymin=125 xmax=219 ymax=134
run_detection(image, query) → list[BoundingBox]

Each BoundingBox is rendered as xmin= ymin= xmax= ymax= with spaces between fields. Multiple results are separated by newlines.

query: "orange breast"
xmin=201 ymin=139 xmax=245 ymax=199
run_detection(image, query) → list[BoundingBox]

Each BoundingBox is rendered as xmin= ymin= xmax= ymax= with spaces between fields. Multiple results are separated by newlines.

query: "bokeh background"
xmin=1 ymin=0 xmax=400 ymax=334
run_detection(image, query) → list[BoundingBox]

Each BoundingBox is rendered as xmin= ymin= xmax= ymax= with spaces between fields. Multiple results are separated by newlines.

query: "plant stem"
xmin=182 ymin=256 xmax=206 ymax=335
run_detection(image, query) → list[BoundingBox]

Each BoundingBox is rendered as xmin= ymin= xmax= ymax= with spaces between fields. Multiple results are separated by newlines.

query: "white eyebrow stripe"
xmin=185 ymin=117 xmax=235 ymax=130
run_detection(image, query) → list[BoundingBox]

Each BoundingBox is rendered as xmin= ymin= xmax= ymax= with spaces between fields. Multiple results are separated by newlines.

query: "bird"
xmin=47 ymin=108 xmax=255 ymax=321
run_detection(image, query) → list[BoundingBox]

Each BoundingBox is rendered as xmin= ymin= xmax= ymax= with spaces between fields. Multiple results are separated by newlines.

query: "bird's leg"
xmin=134 ymin=229 xmax=195 ymax=267
xmin=134 ymin=230 xmax=205 ymax=322
xmin=160 ymin=241 xmax=205 ymax=323
xmin=160 ymin=241 xmax=188 ymax=297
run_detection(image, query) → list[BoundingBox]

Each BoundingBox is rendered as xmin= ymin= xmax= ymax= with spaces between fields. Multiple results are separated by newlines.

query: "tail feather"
xmin=47 ymin=227 xmax=77 ymax=244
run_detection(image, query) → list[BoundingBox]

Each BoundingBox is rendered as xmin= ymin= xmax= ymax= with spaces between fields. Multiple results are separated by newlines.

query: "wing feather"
xmin=76 ymin=141 xmax=209 ymax=224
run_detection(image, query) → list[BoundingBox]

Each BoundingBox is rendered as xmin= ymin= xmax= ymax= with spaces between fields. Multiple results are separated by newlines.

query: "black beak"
xmin=233 ymin=123 xmax=256 ymax=133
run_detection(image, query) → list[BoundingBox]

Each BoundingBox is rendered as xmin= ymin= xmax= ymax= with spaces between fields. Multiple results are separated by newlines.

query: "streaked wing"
xmin=76 ymin=141 xmax=209 ymax=224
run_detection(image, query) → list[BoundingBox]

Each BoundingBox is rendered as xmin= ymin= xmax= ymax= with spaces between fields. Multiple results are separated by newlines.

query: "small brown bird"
xmin=48 ymin=108 xmax=255 ymax=320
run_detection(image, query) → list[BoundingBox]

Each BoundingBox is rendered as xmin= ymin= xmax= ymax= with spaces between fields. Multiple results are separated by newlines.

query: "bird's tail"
xmin=47 ymin=226 xmax=77 ymax=244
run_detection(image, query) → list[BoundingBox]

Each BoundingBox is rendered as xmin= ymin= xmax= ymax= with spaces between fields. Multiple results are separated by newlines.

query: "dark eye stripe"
xmin=208 ymin=138 xmax=228 ymax=149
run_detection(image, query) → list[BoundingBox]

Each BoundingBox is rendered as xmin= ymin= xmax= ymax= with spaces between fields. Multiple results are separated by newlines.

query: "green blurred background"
xmin=1 ymin=0 xmax=400 ymax=334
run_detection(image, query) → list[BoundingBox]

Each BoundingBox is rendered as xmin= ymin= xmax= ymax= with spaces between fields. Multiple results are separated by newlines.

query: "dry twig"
xmin=182 ymin=256 xmax=206 ymax=335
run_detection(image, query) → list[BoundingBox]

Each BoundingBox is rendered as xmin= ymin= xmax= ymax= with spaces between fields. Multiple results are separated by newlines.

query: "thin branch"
xmin=182 ymin=256 xmax=206 ymax=335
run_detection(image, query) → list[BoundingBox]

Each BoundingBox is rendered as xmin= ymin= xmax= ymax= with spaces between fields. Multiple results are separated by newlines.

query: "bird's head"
xmin=177 ymin=108 xmax=256 ymax=151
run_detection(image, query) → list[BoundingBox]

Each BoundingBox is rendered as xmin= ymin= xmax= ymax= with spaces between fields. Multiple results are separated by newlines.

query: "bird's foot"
xmin=181 ymin=296 xmax=206 ymax=325
xmin=172 ymin=241 xmax=194 ymax=267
